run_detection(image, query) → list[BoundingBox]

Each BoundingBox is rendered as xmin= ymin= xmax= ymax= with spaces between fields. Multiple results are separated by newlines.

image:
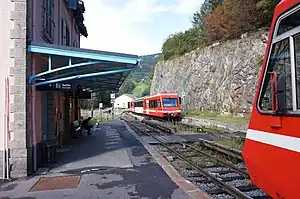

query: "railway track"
xmin=121 ymin=115 xmax=271 ymax=199
xmin=139 ymin=113 xmax=247 ymax=141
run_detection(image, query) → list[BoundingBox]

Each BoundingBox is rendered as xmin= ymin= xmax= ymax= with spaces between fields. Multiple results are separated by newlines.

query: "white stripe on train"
xmin=133 ymin=108 xmax=181 ymax=113
xmin=148 ymin=110 xmax=181 ymax=113
xmin=246 ymin=129 xmax=300 ymax=153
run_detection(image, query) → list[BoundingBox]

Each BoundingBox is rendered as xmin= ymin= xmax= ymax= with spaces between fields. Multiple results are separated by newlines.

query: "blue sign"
xmin=36 ymin=82 xmax=74 ymax=91
xmin=68 ymin=0 xmax=77 ymax=10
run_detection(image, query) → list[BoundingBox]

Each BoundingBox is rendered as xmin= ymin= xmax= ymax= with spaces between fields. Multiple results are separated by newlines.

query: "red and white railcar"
xmin=242 ymin=1 xmax=300 ymax=198
xmin=130 ymin=92 xmax=182 ymax=120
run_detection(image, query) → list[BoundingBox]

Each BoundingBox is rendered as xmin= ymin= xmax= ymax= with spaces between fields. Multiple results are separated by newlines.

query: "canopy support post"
xmin=48 ymin=55 xmax=52 ymax=71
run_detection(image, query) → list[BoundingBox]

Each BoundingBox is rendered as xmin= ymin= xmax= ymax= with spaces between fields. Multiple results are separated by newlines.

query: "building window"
xmin=73 ymin=40 xmax=78 ymax=47
xmin=61 ymin=19 xmax=70 ymax=46
xmin=42 ymin=0 xmax=54 ymax=42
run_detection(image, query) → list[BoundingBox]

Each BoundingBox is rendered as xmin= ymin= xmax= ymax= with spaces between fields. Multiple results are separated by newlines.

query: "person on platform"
xmin=81 ymin=117 xmax=93 ymax=136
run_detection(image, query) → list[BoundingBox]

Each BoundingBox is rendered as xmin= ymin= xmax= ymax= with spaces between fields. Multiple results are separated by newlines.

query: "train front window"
xmin=162 ymin=98 xmax=178 ymax=107
xmin=258 ymin=38 xmax=293 ymax=112
xmin=277 ymin=9 xmax=300 ymax=36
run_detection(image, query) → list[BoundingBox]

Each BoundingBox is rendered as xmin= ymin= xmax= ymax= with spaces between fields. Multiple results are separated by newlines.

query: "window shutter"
xmin=51 ymin=0 xmax=54 ymax=35
xmin=42 ymin=0 xmax=46 ymax=31
xmin=62 ymin=19 xmax=67 ymax=45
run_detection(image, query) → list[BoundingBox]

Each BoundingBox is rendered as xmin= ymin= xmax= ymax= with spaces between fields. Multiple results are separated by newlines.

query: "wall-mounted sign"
xmin=36 ymin=82 xmax=74 ymax=91
xmin=76 ymin=91 xmax=91 ymax=99
xmin=110 ymin=93 xmax=115 ymax=99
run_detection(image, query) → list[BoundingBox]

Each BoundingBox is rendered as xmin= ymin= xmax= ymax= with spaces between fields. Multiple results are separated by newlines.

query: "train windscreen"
xmin=162 ymin=98 xmax=178 ymax=107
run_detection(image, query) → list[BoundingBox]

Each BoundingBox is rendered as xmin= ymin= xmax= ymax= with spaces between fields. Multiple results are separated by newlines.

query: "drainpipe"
xmin=3 ymin=78 xmax=6 ymax=179
xmin=32 ymin=55 xmax=37 ymax=172
xmin=6 ymin=78 xmax=9 ymax=179
xmin=3 ymin=78 xmax=8 ymax=179
xmin=29 ymin=0 xmax=37 ymax=172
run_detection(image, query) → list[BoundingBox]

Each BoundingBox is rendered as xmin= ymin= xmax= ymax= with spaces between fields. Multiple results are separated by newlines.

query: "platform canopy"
xmin=28 ymin=42 xmax=140 ymax=92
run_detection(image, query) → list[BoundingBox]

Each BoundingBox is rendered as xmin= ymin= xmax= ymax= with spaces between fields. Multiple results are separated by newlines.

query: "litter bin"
xmin=45 ymin=140 xmax=57 ymax=163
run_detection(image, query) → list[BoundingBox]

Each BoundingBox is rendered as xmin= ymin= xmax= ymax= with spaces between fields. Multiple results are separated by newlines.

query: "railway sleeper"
xmin=192 ymin=178 xmax=213 ymax=184
xmin=251 ymin=196 xmax=273 ymax=199
xmin=205 ymin=187 xmax=226 ymax=195
xmin=235 ymin=184 xmax=260 ymax=192
xmin=218 ymin=175 xmax=246 ymax=182
xmin=185 ymin=173 xmax=204 ymax=178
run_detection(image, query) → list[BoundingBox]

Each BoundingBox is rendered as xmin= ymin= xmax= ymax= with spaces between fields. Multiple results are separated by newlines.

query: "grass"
xmin=179 ymin=123 xmax=229 ymax=134
xmin=184 ymin=109 xmax=250 ymax=125
xmin=216 ymin=139 xmax=244 ymax=150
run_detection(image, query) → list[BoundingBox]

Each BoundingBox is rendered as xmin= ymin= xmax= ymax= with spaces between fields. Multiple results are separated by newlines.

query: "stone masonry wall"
xmin=151 ymin=29 xmax=269 ymax=116
xmin=9 ymin=0 xmax=28 ymax=178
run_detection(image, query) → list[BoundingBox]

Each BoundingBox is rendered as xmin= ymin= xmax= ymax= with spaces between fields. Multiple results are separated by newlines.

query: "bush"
xmin=161 ymin=28 xmax=207 ymax=60
xmin=204 ymin=0 xmax=277 ymax=41
xmin=161 ymin=0 xmax=279 ymax=60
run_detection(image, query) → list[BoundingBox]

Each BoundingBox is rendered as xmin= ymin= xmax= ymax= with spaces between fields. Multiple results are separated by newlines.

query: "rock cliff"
xmin=151 ymin=29 xmax=269 ymax=115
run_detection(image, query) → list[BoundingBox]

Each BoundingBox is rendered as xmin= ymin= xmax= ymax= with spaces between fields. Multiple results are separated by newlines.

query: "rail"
xmin=121 ymin=115 xmax=270 ymax=199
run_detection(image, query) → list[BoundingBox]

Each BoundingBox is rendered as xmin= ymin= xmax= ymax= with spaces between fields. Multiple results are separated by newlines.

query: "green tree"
xmin=161 ymin=28 xmax=207 ymax=60
xmin=117 ymin=77 xmax=136 ymax=95
xmin=191 ymin=0 xmax=223 ymax=30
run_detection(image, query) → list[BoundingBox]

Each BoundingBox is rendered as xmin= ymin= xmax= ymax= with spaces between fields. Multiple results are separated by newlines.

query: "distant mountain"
xmin=117 ymin=53 xmax=161 ymax=97
xmin=130 ymin=53 xmax=161 ymax=82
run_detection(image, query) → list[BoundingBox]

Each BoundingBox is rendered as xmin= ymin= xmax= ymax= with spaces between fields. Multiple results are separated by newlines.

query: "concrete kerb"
xmin=121 ymin=120 xmax=212 ymax=199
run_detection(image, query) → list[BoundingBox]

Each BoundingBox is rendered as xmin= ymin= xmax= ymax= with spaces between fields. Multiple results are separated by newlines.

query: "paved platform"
xmin=0 ymin=120 xmax=192 ymax=199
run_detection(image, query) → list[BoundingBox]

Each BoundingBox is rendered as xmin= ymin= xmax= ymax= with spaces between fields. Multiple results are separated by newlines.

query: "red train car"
xmin=242 ymin=1 xmax=300 ymax=198
xmin=130 ymin=92 xmax=182 ymax=120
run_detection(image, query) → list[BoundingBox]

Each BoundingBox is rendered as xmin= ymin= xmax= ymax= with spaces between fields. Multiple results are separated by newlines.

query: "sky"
xmin=80 ymin=0 xmax=204 ymax=56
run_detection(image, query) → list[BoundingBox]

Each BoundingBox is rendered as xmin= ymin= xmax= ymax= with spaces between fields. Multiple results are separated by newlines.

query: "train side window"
xmin=294 ymin=34 xmax=300 ymax=109
xmin=157 ymin=99 xmax=161 ymax=107
xmin=136 ymin=101 xmax=143 ymax=107
xmin=179 ymin=97 xmax=182 ymax=104
xmin=151 ymin=100 xmax=157 ymax=108
xmin=150 ymin=100 xmax=154 ymax=108
xmin=259 ymin=38 xmax=293 ymax=112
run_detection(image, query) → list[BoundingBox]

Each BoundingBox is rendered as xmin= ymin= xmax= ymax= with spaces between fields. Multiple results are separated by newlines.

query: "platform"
xmin=0 ymin=120 xmax=193 ymax=199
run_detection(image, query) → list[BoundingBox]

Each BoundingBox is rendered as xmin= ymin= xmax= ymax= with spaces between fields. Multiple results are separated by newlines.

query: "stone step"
xmin=0 ymin=157 xmax=4 ymax=179
xmin=0 ymin=155 xmax=10 ymax=179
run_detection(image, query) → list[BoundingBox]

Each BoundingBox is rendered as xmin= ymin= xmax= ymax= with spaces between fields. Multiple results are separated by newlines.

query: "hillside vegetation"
xmin=117 ymin=53 xmax=159 ymax=97
xmin=160 ymin=0 xmax=280 ymax=60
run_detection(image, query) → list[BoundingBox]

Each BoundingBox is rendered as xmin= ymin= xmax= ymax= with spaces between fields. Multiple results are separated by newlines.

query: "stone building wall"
xmin=8 ymin=0 xmax=28 ymax=178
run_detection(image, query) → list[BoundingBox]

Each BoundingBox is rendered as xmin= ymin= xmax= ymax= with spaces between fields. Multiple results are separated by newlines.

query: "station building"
xmin=0 ymin=0 xmax=139 ymax=178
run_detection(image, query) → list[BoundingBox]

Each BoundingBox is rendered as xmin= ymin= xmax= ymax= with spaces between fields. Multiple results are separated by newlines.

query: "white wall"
xmin=114 ymin=95 xmax=134 ymax=109
xmin=0 ymin=0 xmax=13 ymax=150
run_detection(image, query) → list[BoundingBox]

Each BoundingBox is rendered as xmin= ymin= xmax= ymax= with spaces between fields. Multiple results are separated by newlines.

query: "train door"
xmin=242 ymin=2 xmax=300 ymax=199
xmin=145 ymin=100 xmax=149 ymax=115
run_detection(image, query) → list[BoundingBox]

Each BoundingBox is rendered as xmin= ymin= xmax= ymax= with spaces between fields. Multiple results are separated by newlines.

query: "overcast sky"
xmin=80 ymin=0 xmax=204 ymax=56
